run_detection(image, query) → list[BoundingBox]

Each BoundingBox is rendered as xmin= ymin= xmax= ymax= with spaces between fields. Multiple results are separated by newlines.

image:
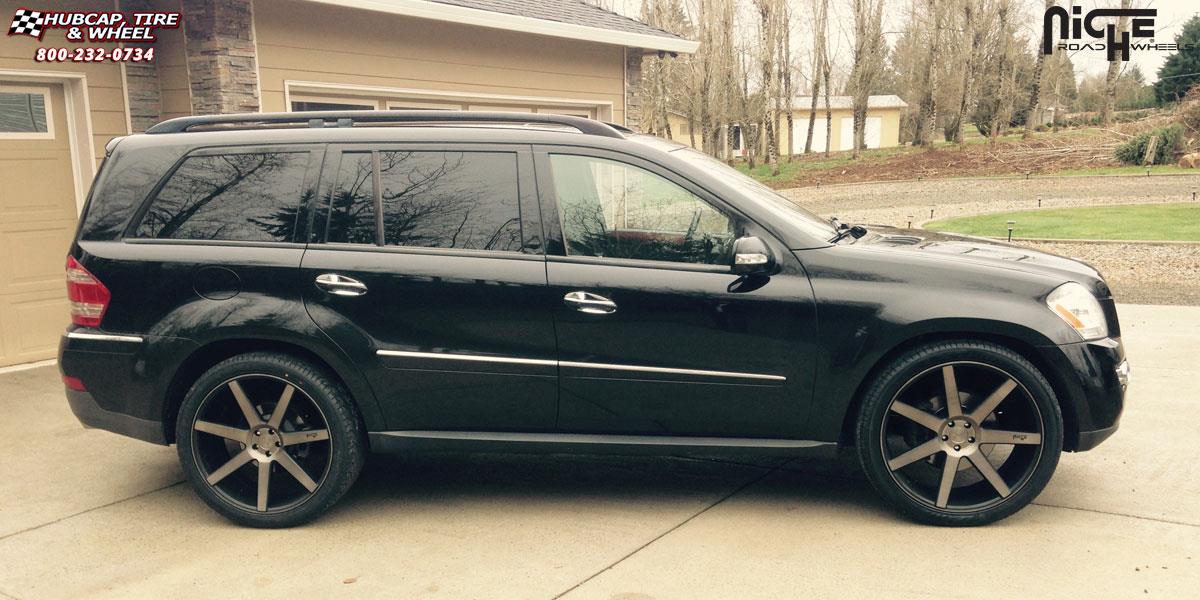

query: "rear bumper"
xmin=65 ymin=388 xmax=166 ymax=444
xmin=1040 ymin=337 xmax=1127 ymax=452
xmin=58 ymin=329 xmax=183 ymax=446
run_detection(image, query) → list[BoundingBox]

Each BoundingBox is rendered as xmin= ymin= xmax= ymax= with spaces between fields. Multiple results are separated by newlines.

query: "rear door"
xmin=300 ymin=143 xmax=557 ymax=431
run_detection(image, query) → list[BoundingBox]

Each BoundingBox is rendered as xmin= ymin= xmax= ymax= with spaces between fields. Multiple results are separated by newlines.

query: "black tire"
xmin=176 ymin=352 xmax=366 ymax=528
xmin=856 ymin=340 xmax=1063 ymax=526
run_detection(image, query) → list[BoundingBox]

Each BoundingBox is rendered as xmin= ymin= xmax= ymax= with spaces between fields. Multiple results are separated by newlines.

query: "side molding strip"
xmin=376 ymin=349 xmax=556 ymax=367
xmin=372 ymin=430 xmax=829 ymax=449
xmin=66 ymin=331 xmax=144 ymax=343
xmin=559 ymin=360 xmax=786 ymax=382
xmin=375 ymin=349 xmax=785 ymax=382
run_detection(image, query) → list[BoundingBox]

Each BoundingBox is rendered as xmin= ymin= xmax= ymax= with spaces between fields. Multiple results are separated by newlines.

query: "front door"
xmin=536 ymin=149 xmax=818 ymax=438
xmin=301 ymin=144 xmax=557 ymax=431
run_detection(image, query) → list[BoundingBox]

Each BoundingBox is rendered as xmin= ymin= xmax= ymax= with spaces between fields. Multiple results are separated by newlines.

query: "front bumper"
xmin=1041 ymin=338 xmax=1127 ymax=452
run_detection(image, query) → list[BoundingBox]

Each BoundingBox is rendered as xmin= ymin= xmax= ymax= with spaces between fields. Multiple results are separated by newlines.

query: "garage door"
xmin=0 ymin=83 xmax=77 ymax=367
xmin=839 ymin=116 xmax=882 ymax=151
xmin=792 ymin=117 xmax=829 ymax=154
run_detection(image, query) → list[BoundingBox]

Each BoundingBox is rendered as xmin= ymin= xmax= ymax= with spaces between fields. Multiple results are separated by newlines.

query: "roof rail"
xmin=144 ymin=110 xmax=626 ymax=139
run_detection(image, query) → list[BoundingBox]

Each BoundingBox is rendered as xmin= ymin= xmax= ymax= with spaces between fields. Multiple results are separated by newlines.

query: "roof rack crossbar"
xmin=145 ymin=110 xmax=626 ymax=138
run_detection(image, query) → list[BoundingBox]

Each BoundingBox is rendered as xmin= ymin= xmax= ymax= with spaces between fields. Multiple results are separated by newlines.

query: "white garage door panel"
xmin=839 ymin=116 xmax=882 ymax=151
xmin=792 ymin=118 xmax=829 ymax=153
xmin=0 ymin=82 xmax=75 ymax=367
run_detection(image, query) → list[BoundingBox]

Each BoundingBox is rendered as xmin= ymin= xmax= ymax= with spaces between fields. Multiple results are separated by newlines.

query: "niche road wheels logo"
xmin=1041 ymin=5 xmax=1180 ymax=62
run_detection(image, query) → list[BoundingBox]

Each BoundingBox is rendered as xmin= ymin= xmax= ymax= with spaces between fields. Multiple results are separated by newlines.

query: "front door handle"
xmin=315 ymin=273 xmax=368 ymax=297
xmin=564 ymin=291 xmax=617 ymax=314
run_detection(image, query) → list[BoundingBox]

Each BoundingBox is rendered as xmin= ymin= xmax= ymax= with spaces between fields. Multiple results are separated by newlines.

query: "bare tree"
xmin=948 ymin=0 xmax=988 ymax=145
xmin=754 ymin=0 xmax=787 ymax=175
xmin=912 ymin=0 xmax=945 ymax=146
xmin=804 ymin=0 xmax=830 ymax=154
xmin=1024 ymin=0 xmax=1056 ymax=137
xmin=780 ymin=1 xmax=795 ymax=162
xmin=847 ymin=0 xmax=887 ymax=159
xmin=1100 ymin=0 xmax=1133 ymax=126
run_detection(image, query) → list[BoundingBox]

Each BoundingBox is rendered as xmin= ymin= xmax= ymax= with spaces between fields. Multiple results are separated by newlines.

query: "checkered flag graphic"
xmin=8 ymin=9 xmax=45 ymax=38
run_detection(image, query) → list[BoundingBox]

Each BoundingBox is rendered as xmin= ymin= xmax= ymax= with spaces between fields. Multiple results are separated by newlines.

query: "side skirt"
xmin=368 ymin=430 xmax=836 ymax=456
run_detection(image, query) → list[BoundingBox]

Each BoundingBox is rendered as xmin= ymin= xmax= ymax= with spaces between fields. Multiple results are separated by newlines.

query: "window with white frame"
xmin=0 ymin=85 xmax=53 ymax=139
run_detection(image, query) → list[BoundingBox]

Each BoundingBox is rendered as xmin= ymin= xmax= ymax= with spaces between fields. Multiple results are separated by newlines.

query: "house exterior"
xmin=0 ymin=0 xmax=695 ymax=367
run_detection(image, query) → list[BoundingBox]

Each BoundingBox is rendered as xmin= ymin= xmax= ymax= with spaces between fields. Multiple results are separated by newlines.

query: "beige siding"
xmin=253 ymin=0 xmax=625 ymax=120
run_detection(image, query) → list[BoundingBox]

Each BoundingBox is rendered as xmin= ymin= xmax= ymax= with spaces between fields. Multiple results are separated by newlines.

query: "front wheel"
xmin=856 ymin=341 xmax=1063 ymax=526
xmin=176 ymin=352 xmax=366 ymax=527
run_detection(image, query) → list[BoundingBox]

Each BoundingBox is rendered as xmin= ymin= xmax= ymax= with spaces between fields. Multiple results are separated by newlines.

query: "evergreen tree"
xmin=1154 ymin=15 xmax=1200 ymax=104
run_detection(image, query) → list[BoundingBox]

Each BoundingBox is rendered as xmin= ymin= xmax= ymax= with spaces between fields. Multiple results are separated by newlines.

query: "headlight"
xmin=1046 ymin=282 xmax=1108 ymax=340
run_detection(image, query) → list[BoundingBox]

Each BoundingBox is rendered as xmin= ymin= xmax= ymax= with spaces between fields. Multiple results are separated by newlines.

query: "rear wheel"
xmin=176 ymin=352 xmax=365 ymax=527
xmin=856 ymin=341 xmax=1062 ymax=526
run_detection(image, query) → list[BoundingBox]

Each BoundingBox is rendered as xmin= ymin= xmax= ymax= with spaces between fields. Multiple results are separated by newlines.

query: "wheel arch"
xmin=836 ymin=330 xmax=1081 ymax=451
xmin=161 ymin=336 xmax=382 ymax=444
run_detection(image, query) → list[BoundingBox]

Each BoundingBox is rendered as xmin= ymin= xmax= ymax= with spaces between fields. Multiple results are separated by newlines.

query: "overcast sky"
xmin=604 ymin=0 xmax=1199 ymax=83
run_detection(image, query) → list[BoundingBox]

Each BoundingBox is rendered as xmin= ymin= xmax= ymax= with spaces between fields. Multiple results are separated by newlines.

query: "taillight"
xmin=66 ymin=256 xmax=111 ymax=328
xmin=62 ymin=375 xmax=87 ymax=391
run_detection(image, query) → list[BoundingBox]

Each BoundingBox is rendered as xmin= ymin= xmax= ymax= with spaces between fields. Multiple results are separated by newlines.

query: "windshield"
xmin=665 ymin=146 xmax=838 ymax=243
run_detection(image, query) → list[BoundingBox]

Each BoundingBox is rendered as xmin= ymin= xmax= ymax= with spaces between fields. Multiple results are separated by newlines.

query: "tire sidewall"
xmin=176 ymin=352 xmax=365 ymax=528
xmin=856 ymin=341 xmax=1063 ymax=526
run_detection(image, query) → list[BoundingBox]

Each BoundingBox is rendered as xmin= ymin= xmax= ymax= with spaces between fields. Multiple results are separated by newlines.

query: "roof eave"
xmin=303 ymin=0 xmax=700 ymax=54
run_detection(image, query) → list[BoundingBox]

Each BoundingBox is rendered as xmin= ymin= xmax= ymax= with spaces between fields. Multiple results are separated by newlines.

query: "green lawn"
xmin=925 ymin=203 xmax=1200 ymax=241
xmin=1047 ymin=165 xmax=1195 ymax=177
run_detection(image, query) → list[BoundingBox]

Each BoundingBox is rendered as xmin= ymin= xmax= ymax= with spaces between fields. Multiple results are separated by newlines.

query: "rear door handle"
xmin=564 ymin=291 xmax=617 ymax=314
xmin=315 ymin=273 xmax=368 ymax=297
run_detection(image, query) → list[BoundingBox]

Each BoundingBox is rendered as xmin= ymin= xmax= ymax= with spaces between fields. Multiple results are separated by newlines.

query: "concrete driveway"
xmin=1 ymin=304 xmax=1197 ymax=599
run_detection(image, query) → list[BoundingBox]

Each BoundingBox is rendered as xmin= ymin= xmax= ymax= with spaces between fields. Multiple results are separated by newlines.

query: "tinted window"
xmin=326 ymin=152 xmax=376 ymax=244
xmin=379 ymin=151 xmax=520 ymax=252
xmin=136 ymin=152 xmax=308 ymax=242
xmin=550 ymin=154 xmax=734 ymax=265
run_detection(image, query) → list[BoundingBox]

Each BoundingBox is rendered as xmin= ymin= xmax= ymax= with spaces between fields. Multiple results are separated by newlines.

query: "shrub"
xmin=1114 ymin=124 xmax=1186 ymax=165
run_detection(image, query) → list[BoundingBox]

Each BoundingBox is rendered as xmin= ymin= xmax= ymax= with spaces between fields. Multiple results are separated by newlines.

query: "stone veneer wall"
xmin=181 ymin=0 xmax=260 ymax=115
xmin=624 ymin=47 xmax=645 ymax=131
xmin=120 ymin=0 xmax=161 ymax=131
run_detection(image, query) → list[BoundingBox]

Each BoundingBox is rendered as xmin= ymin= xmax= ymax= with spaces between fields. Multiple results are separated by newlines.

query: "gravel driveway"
xmin=781 ymin=174 xmax=1200 ymax=305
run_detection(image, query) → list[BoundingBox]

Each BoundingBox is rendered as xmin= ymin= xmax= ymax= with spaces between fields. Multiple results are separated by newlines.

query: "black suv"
xmin=60 ymin=111 xmax=1127 ymax=527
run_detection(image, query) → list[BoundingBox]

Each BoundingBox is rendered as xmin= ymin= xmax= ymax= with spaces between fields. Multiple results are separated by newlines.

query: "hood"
xmin=850 ymin=226 xmax=1110 ymax=294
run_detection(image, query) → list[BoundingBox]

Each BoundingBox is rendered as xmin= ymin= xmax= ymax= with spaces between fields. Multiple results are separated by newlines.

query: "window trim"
xmin=289 ymin=94 xmax=380 ymax=111
xmin=535 ymin=147 xmax=744 ymax=270
xmin=316 ymin=143 xmax=536 ymax=256
xmin=125 ymin=145 xmax=321 ymax=244
xmin=0 ymin=84 xmax=55 ymax=140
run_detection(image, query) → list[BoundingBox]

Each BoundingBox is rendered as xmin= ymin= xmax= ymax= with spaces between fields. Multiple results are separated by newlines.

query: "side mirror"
xmin=731 ymin=236 xmax=775 ymax=275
